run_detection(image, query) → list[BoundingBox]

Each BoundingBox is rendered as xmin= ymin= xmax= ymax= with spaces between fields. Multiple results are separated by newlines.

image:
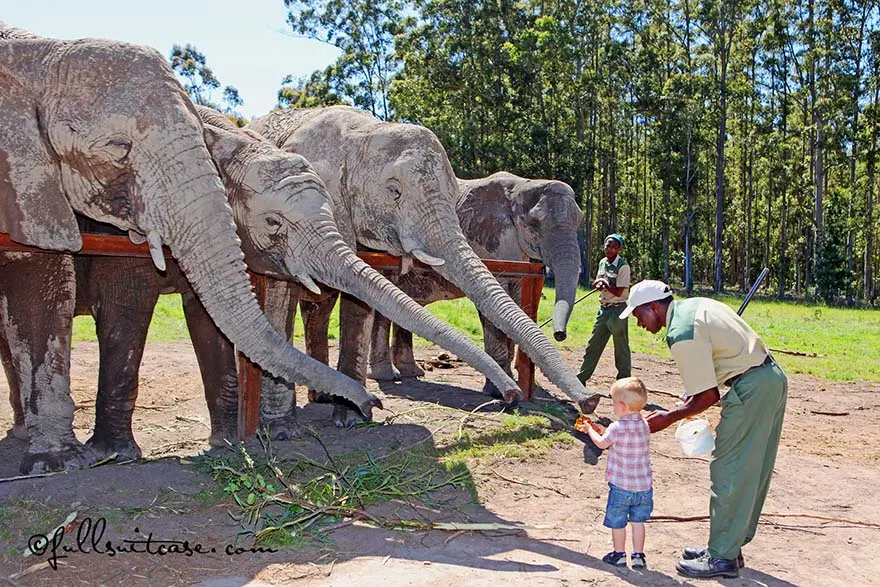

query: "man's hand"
xmin=593 ymin=278 xmax=609 ymax=290
xmin=645 ymin=410 xmax=675 ymax=433
xmin=645 ymin=388 xmax=721 ymax=434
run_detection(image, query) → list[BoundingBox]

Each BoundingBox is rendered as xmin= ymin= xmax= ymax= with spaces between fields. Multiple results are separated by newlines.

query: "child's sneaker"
xmin=631 ymin=552 xmax=647 ymax=568
xmin=602 ymin=551 xmax=627 ymax=566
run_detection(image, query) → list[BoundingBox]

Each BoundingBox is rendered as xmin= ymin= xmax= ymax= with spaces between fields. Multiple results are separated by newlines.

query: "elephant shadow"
xmin=0 ymin=431 xmax=27 ymax=480
xmin=243 ymin=421 xmax=678 ymax=585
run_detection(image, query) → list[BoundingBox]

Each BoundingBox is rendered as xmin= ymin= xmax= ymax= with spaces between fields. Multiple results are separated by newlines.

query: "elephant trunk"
xmin=142 ymin=153 xmax=378 ymax=416
xmin=420 ymin=204 xmax=597 ymax=410
xmin=541 ymin=232 xmax=582 ymax=342
xmin=299 ymin=220 xmax=521 ymax=400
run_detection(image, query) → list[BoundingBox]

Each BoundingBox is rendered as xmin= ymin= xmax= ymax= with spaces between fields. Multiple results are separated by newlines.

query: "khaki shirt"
xmin=596 ymin=256 xmax=630 ymax=306
xmin=665 ymin=298 xmax=768 ymax=397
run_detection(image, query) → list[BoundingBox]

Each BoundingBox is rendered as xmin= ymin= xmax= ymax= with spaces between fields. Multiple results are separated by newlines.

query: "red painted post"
xmin=236 ymin=271 xmax=267 ymax=439
xmin=514 ymin=273 xmax=545 ymax=401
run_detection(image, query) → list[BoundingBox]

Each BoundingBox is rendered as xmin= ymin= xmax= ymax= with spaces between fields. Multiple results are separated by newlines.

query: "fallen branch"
xmin=646 ymin=388 xmax=683 ymax=399
xmin=769 ymin=347 xmax=822 ymax=357
xmin=649 ymin=512 xmax=880 ymax=529
xmin=489 ymin=469 xmax=570 ymax=498
xmin=652 ymin=449 xmax=710 ymax=463
xmin=0 ymin=452 xmax=118 ymax=484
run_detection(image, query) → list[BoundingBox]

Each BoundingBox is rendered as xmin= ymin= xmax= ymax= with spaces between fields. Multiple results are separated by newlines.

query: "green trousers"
xmin=577 ymin=304 xmax=631 ymax=383
xmin=708 ymin=362 xmax=788 ymax=560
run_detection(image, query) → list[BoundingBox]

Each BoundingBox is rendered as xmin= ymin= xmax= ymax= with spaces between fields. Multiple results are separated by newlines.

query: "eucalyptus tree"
xmin=283 ymin=0 xmax=413 ymax=120
xmin=169 ymin=44 xmax=243 ymax=117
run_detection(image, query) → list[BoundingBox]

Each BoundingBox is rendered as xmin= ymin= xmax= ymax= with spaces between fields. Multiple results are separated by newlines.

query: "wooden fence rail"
xmin=0 ymin=233 xmax=545 ymax=439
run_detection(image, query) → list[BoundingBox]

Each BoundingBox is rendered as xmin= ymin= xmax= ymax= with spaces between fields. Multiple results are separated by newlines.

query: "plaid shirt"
xmin=603 ymin=413 xmax=652 ymax=491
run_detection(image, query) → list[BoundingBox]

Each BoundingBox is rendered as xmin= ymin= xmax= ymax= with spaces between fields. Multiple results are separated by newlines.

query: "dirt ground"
xmin=1 ymin=338 xmax=879 ymax=586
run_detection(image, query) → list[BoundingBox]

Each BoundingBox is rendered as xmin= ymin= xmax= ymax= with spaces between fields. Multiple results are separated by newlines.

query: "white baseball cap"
xmin=620 ymin=280 xmax=673 ymax=319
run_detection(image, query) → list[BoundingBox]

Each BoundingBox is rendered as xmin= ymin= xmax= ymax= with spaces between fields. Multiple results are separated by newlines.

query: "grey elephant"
xmin=7 ymin=113 xmax=521 ymax=456
xmin=0 ymin=26 xmax=377 ymax=473
xmin=247 ymin=106 xmax=600 ymax=417
xmin=369 ymin=172 xmax=583 ymax=395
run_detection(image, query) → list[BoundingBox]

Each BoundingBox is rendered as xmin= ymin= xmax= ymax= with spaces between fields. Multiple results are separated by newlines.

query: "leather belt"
xmin=725 ymin=355 xmax=775 ymax=387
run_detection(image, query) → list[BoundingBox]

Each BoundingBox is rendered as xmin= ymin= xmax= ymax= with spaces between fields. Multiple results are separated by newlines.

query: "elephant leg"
xmin=0 ymin=326 xmax=26 ymax=440
xmin=390 ymin=324 xmax=425 ymax=378
xmin=368 ymin=312 xmax=400 ymax=381
xmin=478 ymin=311 xmax=517 ymax=399
xmin=182 ymin=288 xmax=239 ymax=446
xmin=301 ymin=290 xmax=339 ymax=403
xmin=478 ymin=278 xmax=519 ymax=399
xmin=332 ymin=293 xmax=375 ymax=427
xmin=86 ymin=258 xmax=163 ymax=461
xmin=258 ymin=280 xmax=300 ymax=440
xmin=0 ymin=253 xmax=97 ymax=474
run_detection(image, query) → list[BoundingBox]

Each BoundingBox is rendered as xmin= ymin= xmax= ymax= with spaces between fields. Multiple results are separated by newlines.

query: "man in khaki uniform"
xmin=577 ymin=234 xmax=631 ymax=384
xmin=620 ymin=280 xmax=787 ymax=579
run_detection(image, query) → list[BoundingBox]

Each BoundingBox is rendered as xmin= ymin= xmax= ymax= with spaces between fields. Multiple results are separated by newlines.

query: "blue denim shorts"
xmin=603 ymin=483 xmax=654 ymax=529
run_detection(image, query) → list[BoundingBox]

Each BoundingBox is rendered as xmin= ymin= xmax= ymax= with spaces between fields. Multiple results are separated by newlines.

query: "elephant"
xmin=368 ymin=172 xmax=583 ymax=395
xmin=247 ymin=106 xmax=600 ymax=418
xmin=0 ymin=25 xmax=378 ymax=473
xmin=6 ymin=113 xmax=521 ymax=455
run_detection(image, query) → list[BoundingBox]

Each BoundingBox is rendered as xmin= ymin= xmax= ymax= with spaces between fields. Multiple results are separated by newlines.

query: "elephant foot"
xmin=208 ymin=426 xmax=238 ymax=448
xmin=331 ymin=394 xmax=382 ymax=427
xmin=578 ymin=394 xmax=602 ymax=415
xmin=262 ymin=417 xmax=301 ymax=441
xmin=332 ymin=404 xmax=366 ymax=428
xmin=86 ymin=433 xmax=143 ymax=461
xmin=395 ymin=362 xmax=425 ymax=379
xmin=10 ymin=423 xmax=27 ymax=441
xmin=368 ymin=361 xmax=400 ymax=382
xmin=308 ymin=389 xmax=333 ymax=403
xmin=21 ymin=441 xmax=99 ymax=475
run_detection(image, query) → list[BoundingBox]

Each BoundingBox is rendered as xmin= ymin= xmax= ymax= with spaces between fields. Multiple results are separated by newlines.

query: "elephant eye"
xmin=264 ymin=214 xmax=283 ymax=235
xmin=386 ymin=180 xmax=402 ymax=203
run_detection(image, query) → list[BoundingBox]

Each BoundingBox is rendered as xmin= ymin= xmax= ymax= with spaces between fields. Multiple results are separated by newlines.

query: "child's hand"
xmin=575 ymin=416 xmax=605 ymax=435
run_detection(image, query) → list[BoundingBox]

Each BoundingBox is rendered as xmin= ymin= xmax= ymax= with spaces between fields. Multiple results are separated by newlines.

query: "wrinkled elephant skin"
xmin=369 ymin=172 xmax=583 ymax=397
xmin=0 ymin=27 xmax=377 ymax=473
xmin=249 ymin=107 xmax=600 ymax=415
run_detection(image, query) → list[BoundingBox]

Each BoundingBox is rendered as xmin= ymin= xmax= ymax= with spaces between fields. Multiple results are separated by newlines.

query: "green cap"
xmin=604 ymin=233 xmax=624 ymax=247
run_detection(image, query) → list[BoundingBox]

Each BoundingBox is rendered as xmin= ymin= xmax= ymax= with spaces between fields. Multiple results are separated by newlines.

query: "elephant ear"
xmin=0 ymin=74 xmax=81 ymax=251
xmin=203 ymin=124 xmax=252 ymax=170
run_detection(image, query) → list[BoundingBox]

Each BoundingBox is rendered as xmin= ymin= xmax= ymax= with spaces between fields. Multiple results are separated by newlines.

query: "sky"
xmin=4 ymin=0 xmax=341 ymax=119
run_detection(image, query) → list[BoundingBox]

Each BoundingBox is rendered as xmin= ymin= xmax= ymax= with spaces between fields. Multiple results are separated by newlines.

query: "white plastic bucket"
xmin=675 ymin=419 xmax=715 ymax=457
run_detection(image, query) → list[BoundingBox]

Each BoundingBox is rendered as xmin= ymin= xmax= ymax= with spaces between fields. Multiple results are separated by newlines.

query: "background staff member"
xmin=577 ymin=233 xmax=631 ymax=384
xmin=621 ymin=280 xmax=788 ymax=579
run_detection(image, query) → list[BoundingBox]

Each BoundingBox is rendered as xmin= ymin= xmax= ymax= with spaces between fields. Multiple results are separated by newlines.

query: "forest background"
xmin=172 ymin=0 xmax=880 ymax=307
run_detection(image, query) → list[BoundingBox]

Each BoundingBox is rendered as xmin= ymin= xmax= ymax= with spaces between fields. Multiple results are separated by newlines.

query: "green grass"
xmin=72 ymin=285 xmax=880 ymax=381
xmin=72 ymin=293 xmax=341 ymax=344
xmin=439 ymin=412 xmax=575 ymax=465
xmin=423 ymin=285 xmax=880 ymax=382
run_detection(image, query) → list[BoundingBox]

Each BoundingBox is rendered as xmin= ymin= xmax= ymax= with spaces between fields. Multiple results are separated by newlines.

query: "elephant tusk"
xmin=296 ymin=273 xmax=322 ymax=295
xmin=147 ymin=231 xmax=166 ymax=272
xmin=128 ymin=230 xmax=147 ymax=245
xmin=410 ymin=248 xmax=445 ymax=267
xmin=400 ymin=255 xmax=414 ymax=275
xmin=284 ymin=258 xmax=322 ymax=295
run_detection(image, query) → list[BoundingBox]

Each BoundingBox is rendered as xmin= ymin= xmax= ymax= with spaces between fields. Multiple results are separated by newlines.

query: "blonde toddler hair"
xmin=610 ymin=377 xmax=648 ymax=412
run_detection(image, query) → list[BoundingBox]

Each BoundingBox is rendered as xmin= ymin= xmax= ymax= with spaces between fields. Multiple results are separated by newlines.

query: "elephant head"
xmin=249 ymin=106 xmax=599 ymax=413
xmin=458 ymin=172 xmax=583 ymax=342
xmin=0 ymin=28 xmax=378 ymax=416
xmin=199 ymin=115 xmax=521 ymax=402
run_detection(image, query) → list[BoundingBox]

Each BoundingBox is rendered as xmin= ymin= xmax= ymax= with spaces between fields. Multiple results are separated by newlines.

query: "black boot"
xmin=676 ymin=553 xmax=739 ymax=579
